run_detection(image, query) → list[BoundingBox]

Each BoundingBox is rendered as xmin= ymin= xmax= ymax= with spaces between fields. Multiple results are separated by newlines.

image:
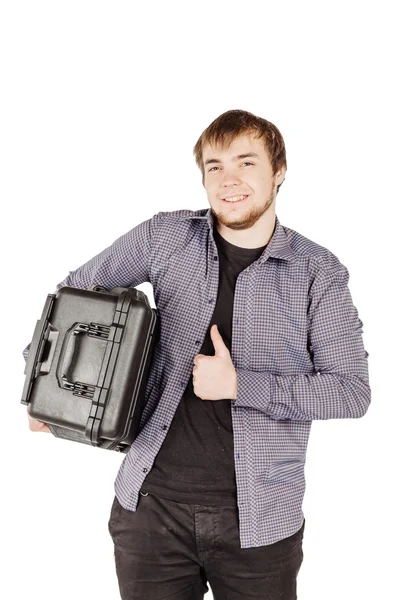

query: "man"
xmin=25 ymin=109 xmax=371 ymax=599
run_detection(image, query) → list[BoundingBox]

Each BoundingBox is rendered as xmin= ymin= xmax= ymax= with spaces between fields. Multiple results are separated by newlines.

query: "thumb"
xmin=210 ymin=324 xmax=229 ymax=357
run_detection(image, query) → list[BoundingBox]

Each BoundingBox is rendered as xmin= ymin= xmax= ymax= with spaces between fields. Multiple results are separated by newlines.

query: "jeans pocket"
xmin=108 ymin=495 xmax=119 ymax=537
xmin=278 ymin=520 xmax=305 ymax=569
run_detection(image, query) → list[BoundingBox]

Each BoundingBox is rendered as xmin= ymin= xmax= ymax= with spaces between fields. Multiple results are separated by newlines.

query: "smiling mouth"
xmin=222 ymin=194 xmax=249 ymax=204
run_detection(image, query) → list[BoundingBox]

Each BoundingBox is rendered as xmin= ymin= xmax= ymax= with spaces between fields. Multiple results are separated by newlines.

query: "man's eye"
xmin=208 ymin=162 xmax=253 ymax=172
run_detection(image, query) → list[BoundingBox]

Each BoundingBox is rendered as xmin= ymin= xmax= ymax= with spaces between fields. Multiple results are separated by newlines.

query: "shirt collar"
xmin=182 ymin=207 xmax=297 ymax=263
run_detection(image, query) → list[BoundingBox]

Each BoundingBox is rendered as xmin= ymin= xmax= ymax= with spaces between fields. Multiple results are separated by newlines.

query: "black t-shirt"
xmin=141 ymin=225 xmax=267 ymax=505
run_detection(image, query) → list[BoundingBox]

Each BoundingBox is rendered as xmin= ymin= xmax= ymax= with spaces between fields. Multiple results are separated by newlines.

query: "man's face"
xmin=203 ymin=132 xmax=286 ymax=231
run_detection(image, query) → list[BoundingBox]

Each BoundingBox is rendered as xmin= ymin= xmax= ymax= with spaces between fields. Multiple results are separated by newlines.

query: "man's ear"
xmin=275 ymin=168 xmax=287 ymax=186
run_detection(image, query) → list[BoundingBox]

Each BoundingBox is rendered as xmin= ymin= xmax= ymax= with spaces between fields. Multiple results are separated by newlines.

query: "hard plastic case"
xmin=21 ymin=285 xmax=159 ymax=453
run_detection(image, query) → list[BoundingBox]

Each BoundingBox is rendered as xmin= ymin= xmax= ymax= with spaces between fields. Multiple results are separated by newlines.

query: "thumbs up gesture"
xmin=192 ymin=324 xmax=238 ymax=401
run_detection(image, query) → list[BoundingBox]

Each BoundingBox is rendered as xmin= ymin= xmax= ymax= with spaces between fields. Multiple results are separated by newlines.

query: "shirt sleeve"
xmin=22 ymin=214 xmax=158 ymax=362
xmin=232 ymin=262 xmax=371 ymax=420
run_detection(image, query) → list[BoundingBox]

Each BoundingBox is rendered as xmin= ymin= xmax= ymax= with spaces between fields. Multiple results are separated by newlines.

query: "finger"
xmin=27 ymin=415 xmax=51 ymax=433
xmin=39 ymin=423 xmax=51 ymax=433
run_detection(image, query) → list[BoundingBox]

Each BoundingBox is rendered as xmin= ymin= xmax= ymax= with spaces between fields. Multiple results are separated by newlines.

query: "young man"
xmin=25 ymin=110 xmax=371 ymax=599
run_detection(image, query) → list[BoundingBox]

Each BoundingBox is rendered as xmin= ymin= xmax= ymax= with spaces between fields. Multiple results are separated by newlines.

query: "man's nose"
xmin=221 ymin=171 xmax=242 ymax=186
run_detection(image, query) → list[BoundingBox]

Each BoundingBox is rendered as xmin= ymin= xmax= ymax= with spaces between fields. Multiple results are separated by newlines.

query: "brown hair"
xmin=193 ymin=109 xmax=287 ymax=193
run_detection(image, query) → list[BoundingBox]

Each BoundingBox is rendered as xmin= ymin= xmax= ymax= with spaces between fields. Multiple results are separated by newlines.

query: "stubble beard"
xmin=211 ymin=185 xmax=277 ymax=231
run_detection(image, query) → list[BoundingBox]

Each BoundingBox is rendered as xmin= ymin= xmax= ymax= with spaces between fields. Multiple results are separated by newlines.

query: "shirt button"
xmin=214 ymin=256 xmax=218 ymax=261
xmin=195 ymin=340 xmax=200 ymax=345
xmin=162 ymin=425 xmax=167 ymax=430
xmin=209 ymin=298 xmax=214 ymax=303
xmin=142 ymin=468 xmax=148 ymax=473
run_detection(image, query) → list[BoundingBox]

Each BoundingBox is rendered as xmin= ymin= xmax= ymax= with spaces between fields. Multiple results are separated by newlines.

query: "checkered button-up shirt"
xmin=23 ymin=207 xmax=371 ymax=548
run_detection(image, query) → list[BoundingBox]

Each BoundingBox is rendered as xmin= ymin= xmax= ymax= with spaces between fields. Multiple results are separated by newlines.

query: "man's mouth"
xmin=222 ymin=194 xmax=249 ymax=204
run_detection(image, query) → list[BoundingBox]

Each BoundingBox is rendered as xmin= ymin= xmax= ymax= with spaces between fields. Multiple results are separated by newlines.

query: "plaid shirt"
xmin=23 ymin=208 xmax=371 ymax=548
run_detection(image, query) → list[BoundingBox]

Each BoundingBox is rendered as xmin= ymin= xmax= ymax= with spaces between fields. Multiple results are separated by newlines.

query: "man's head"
xmin=193 ymin=110 xmax=287 ymax=233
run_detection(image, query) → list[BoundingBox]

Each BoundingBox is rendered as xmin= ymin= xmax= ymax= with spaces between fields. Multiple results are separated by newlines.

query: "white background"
xmin=1 ymin=1 xmax=398 ymax=598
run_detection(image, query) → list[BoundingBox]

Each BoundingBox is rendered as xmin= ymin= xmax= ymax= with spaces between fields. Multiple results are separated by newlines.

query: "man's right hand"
xmin=27 ymin=414 xmax=51 ymax=433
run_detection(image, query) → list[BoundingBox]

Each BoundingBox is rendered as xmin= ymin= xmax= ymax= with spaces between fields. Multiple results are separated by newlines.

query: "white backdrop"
xmin=1 ymin=1 xmax=398 ymax=598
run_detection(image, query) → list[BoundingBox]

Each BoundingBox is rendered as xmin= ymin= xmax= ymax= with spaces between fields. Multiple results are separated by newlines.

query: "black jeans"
xmin=108 ymin=491 xmax=305 ymax=599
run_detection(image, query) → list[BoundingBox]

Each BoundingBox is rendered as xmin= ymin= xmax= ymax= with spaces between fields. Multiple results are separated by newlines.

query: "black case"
xmin=21 ymin=285 xmax=159 ymax=453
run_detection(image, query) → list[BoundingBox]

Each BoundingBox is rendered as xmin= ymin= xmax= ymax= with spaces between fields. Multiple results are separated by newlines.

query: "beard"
xmin=211 ymin=185 xmax=277 ymax=231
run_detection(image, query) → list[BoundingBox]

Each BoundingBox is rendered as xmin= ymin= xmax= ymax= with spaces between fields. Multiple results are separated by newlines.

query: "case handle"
xmin=57 ymin=322 xmax=110 ymax=390
xmin=59 ymin=323 xmax=89 ymax=388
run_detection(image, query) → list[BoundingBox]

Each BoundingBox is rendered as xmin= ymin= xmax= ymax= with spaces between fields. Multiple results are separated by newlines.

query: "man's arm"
xmin=232 ymin=262 xmax=371 ymax=420
xmin=22 ymin=214 xmax=157 ymax=361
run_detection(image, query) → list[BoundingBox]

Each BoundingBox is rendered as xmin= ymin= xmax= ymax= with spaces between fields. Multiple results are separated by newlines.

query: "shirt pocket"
xmin=265 ymin=457 xmax=305 ymax=484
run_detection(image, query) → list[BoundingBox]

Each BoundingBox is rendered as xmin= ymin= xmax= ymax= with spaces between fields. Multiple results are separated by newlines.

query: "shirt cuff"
xmin=231 ymin=367 xmax=272 ymax=412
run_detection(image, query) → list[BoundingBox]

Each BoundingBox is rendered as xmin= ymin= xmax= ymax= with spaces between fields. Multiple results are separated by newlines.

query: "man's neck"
xmin=215 ymin=212 xmax=276 ymax=249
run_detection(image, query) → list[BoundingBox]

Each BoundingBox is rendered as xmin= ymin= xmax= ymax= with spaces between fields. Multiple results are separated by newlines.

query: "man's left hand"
xmin=192 ymin=324 xmax=238 ymax=401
